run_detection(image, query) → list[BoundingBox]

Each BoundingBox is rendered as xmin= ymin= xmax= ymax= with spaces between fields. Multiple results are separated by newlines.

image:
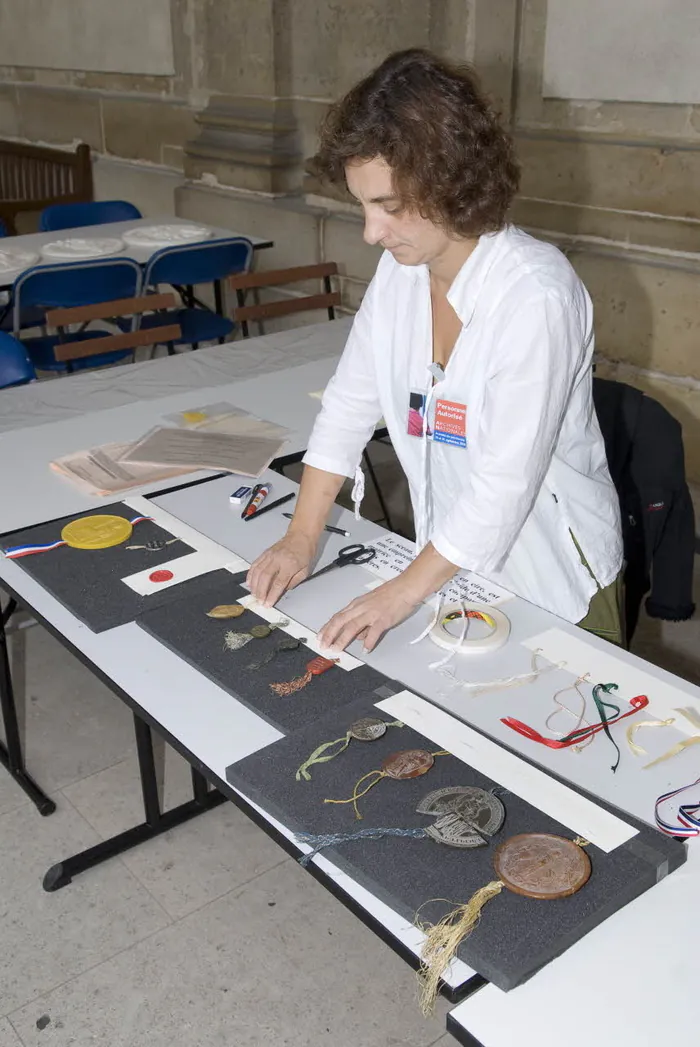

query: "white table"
xmin=1 ymin=359 xmax=699 ymax=1024
xmin=446 ymin=841 xmax=699 ymax=1047
xmin=0 ymin=319 xmax=351 ymax=533
xmin=0 ymin=216 xmax=273 ymax=287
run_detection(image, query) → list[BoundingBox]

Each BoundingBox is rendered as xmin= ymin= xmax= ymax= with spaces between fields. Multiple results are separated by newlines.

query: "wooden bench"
xmin=0 ymin=141 xmax=93 ymax=236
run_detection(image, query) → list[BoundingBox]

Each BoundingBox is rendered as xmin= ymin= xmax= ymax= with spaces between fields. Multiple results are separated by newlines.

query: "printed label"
xmin=433 ymin=399 xmax=467 ymax=447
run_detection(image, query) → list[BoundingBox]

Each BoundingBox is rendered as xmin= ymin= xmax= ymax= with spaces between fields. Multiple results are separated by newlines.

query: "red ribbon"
xmin=502 ymin=694 xmax=649 ymax=748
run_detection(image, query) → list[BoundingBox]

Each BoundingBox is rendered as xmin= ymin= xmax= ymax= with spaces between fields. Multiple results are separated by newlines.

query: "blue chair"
xmin=39 ymin=200 xmax=142 ymax=232
xmin=14 ymin=258 xmax=143 ymax=373
xmin=137 ymin=237 xmax=253 ymax=351
xmin=0 ymin=218 xmax=6 ymax=237
xmin=0 ymin=332 xmax=36 ymax=387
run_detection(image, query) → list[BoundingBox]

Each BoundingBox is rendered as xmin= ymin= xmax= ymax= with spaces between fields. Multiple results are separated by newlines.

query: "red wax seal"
xmin=307 ymin=656 xmax=337 ymax=676
xmin=149 ymin=569 xmax=173 ymax=583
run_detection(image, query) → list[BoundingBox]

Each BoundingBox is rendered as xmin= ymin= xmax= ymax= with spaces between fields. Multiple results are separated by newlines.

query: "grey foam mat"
xmin=136 ymin=575 xmax=396 ymax=733
xmin=225 ymin=695 xmax=685 ymax=992
xmin=0 ymin=502 xmax=227 ymax=633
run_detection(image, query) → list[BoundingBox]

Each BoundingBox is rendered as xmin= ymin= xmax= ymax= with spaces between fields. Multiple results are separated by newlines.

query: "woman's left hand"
xmin=318 ymin=577 xmax=421 ymax=653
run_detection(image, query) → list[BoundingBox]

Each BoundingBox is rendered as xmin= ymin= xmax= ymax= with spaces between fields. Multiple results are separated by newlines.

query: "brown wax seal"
xmin=381 ymin=749 xmax=435 ymax=780
xmin=493 ymin=833 xmax=591 ymax=900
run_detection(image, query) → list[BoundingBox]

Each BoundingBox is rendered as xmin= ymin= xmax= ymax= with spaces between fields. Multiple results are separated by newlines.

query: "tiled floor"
xmin=0 ymin=455 xmax=697 ymax=1046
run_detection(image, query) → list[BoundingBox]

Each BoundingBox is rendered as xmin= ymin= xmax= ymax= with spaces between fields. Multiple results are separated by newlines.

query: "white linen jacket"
xmin=303 ymin=224 xmax=623 ymax=622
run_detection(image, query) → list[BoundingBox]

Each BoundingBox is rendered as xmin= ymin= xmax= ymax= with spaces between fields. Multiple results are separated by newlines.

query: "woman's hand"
xmin=247 ymin=532 xmax=317 ymax=607
xmin=318 ymin=576 xmax=422 ymax=653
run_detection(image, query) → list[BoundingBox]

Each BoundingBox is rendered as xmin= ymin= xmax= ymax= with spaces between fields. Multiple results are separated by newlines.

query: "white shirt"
xmin=303 ymin=225 xmax=623 ymax=623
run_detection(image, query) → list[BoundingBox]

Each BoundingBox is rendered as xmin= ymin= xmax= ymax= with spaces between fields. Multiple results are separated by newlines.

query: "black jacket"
xmin=593 ymin=377 xmax=696 ymax=641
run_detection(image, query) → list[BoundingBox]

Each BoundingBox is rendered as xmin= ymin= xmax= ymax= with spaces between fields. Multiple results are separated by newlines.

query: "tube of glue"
xmin=241 ymin=483 xmax=271 ymax=519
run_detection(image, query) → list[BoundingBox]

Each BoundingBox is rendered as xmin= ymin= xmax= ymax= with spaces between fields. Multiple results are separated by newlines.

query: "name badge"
xmin=407 ymin=392 xmax=467 ymax=447
xmin=433 ymin=398 xmax=467 ymax=447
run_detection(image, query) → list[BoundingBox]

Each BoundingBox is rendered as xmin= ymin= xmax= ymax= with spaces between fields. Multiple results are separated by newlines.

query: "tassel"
xmin=270 ymin=655 xmax=337 ymax=696
xmin=223 ymin=631 xmax=254 ymax=651
xmin=417 ymin=881 xmax=504 ymax=1015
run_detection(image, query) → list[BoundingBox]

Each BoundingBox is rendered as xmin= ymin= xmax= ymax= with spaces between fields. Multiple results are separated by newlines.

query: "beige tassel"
xmin=417 ymin=881 xmax=504 ymax=1015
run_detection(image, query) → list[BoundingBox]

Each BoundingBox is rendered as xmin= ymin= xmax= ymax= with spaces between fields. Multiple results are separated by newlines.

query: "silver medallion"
xmin=417 ymin=786 xmax=505 ymax=848
xmin=349 ymin=717 xmax=388 ymax=742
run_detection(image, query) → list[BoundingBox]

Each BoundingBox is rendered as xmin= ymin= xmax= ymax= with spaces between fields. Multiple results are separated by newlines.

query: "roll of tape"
xmin=428 ymin=602 xmax=510 ymax=655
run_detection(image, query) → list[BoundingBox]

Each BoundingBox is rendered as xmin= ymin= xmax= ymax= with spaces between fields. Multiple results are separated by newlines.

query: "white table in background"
xmin=0 ymin=319 xmax=351 ymax=533
xmin=0 ymin=216 xmax=273 ymax=288
xmin=0 ymin=317 xmax=350 ymax=435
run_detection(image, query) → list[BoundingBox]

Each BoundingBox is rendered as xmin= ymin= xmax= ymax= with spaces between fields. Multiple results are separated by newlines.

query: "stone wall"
xmin=0 ymin=0 xmax=698 ymax=479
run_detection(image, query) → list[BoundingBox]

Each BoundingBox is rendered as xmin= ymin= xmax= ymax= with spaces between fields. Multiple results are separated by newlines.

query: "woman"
xmin=247 ymin=49 xmax=623 ymax=652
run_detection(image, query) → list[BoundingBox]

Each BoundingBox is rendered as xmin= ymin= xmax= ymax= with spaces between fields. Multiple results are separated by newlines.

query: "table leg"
xmin=0 ymin=601 xmax=56 ymax=816
xmin=42 ymin=712 xmax=226 ymax=892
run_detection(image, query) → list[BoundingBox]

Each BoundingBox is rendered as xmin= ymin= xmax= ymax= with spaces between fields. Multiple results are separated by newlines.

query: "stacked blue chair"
xmin=0 ymin=332 xmax=36 ymax=387
xmin=137 ymin=237 xmax=253 ymax=351
xmin=14 ymin=258 xmax=143 ymax=373
xmin=39 ymin=200 xmax=142 ymax=232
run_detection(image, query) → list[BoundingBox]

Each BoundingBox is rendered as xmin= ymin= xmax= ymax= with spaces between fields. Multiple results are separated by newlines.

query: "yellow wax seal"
xmin=61 ymin=515 xmax=134 ymax=550
xmin=182 ymin=411 xmax=207 ymax=425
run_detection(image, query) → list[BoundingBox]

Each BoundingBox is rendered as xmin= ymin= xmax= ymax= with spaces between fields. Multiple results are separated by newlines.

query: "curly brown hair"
xmin=312 ymin=49 xmax=520 ymax=237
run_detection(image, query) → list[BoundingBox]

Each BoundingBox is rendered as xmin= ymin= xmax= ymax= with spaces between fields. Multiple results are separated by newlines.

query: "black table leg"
xmin=43 ymin=712 xmax=226 ymax=891
xmin=0 ymin=601 xmax=56 ymax=816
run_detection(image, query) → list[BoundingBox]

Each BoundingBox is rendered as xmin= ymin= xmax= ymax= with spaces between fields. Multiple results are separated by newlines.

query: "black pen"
xmin=282 ymin=512 xmax=350 ymax=538
xmin=244 ymin=491 xmax=295 ymax=521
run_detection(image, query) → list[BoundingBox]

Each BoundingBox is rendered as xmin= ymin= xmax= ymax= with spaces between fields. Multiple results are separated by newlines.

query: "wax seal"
xmin=417 ymin=786 xmax=505 ymax=841
xmin=308 ymin=656 xmax=337 ymax=676
xmin=349 ymin=717 xmax=387 ymax=742
xmin=61 ymin=514 xmax=133 ymax=550
xmin=149 ymin=569 xmax=173 ymax=583
xmin=249 ymin=624 xmax=272 ymax=639
xmin=493 ymin=833 xmax=591 ymax=899
xmin=382 ymin=749 xmax=435 ymax=780
xmin=206 ymin=604 xmax=245 ymax=619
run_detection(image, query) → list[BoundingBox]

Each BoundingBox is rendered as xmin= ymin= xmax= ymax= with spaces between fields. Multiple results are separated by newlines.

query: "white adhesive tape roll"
xmin=428 ymin=602 xmax=510 ymax=655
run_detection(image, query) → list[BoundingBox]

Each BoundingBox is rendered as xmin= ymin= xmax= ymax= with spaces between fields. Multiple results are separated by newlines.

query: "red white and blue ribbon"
xmin=2 ymin=515 xmax=153 ymax=559
xmin=654 ymin=776 xmax=700 ymax=838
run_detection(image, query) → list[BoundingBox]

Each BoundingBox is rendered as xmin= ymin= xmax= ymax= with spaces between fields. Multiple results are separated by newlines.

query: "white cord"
xmin=351 ymin=464 xmax=365 ymax=520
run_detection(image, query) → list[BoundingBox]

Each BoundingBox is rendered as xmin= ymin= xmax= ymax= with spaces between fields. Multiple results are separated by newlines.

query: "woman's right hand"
xmin=246 ymin=531 xmax=317 ymax=607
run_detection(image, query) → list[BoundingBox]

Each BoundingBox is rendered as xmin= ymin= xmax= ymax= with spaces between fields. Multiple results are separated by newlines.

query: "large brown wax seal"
xmin=493 ymin=832 xmax=591 ymax=899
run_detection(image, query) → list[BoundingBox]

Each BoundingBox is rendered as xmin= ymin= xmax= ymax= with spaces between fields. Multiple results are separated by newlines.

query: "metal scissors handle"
xmin=298 ymin=543 xmax=377 ymax=586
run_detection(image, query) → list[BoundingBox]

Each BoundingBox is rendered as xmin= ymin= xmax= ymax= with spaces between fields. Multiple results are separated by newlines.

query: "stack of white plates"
xmin=40 ymin=238 xmax=125 ymax=260
xmin=0 ymin=248 xmax=39 ymax=274
xmin=122 ymin=224 xmax=213 ymax=248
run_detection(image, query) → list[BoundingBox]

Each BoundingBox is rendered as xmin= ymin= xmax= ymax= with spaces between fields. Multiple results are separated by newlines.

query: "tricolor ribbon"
xmin=3 ymin=515 xmax=153 ymax=559
xmin=654 ymin=776 xmax=700 ymax=838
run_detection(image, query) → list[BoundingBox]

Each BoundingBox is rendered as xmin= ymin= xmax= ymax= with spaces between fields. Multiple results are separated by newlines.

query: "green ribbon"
xmin=591 ymin=682 xmax=622 ymax=772
xmin=295 ymin=733 xmax=352 ymax=781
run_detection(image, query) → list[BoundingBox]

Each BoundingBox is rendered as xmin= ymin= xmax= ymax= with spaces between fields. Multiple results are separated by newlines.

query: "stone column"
xmin=184 ymin=0 xmax=301 ymax=194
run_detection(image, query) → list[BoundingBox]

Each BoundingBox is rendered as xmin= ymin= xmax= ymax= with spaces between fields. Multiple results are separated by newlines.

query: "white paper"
xmin=237 ymin=594 xmax=362 ymax=671
xmin=121 ymin=426 xmax=286 ymax=478
xmin=364 ymin=534 xmax=514 ymax=605
xmin=375 ymin=691 xmax=639 ymax=852
xmin=122 ymin=551 xmax=247 ymax=596
xmin=164 ymin=402 xmax=292 ymax=443
xmin=51 ymin=441 xmax=195 ymax=496
xmin=523 ymin=629 xmax=700 ymax=737
xmin=123 ymin=496 xmax=252 ymax=569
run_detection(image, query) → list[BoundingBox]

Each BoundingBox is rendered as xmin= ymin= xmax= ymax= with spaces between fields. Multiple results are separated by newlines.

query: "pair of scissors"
xmin=297 ymin=543 xmax=377 ymax=586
